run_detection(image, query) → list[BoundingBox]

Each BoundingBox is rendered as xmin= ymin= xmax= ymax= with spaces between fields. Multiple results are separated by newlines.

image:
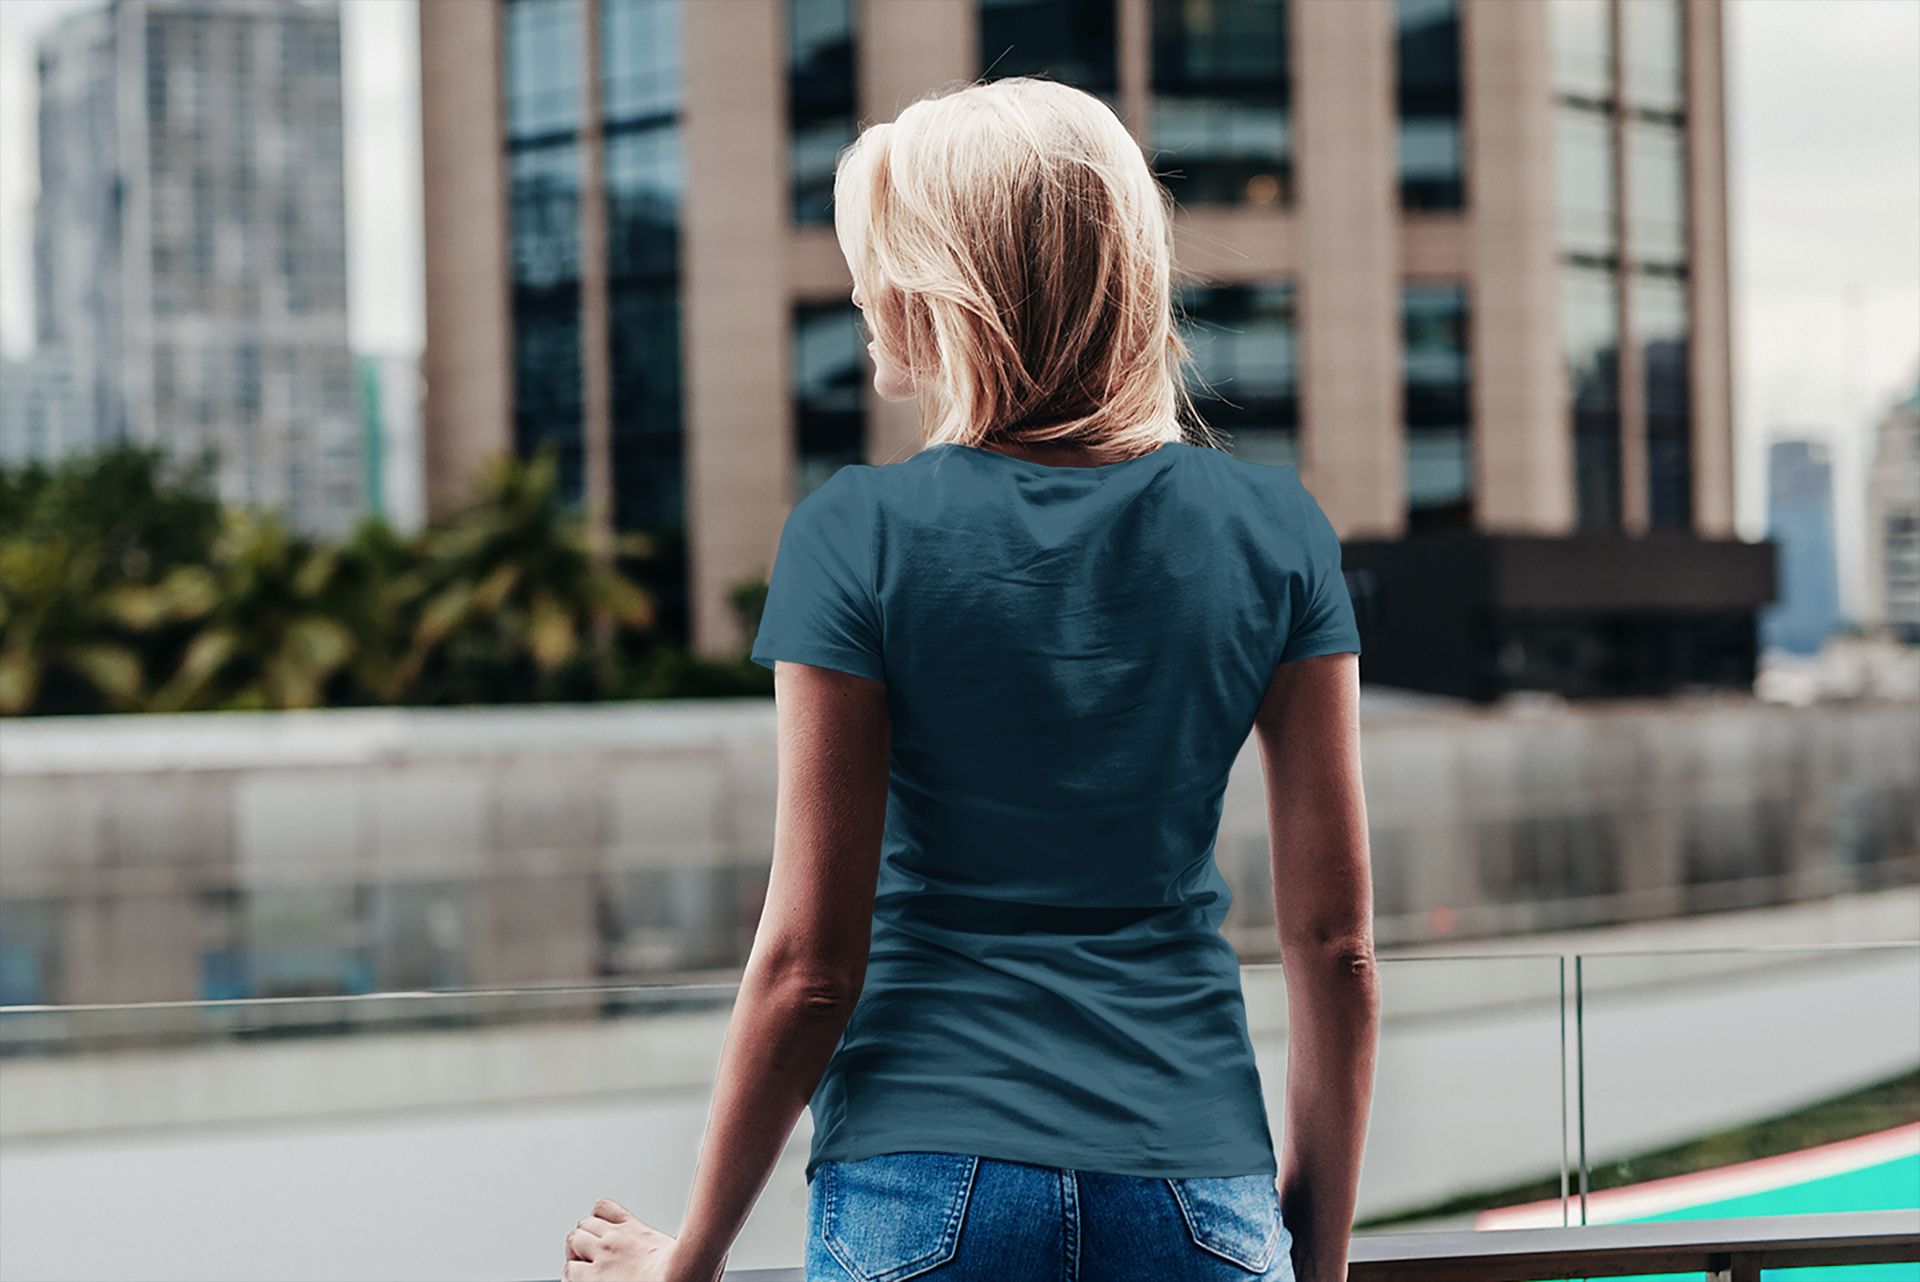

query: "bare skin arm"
xmin=1254 ymin=652 xmax=1379 ymax=1282
xmin=564 ymin=661 xmax=890 ymax=1282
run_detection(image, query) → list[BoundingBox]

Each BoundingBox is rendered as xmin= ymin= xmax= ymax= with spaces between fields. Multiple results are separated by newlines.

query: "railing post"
xmin=1705 ymin=1250 xmax=1762 ymax=1282
xmin=1576 ymin=953 xmax=1589 ymax=1225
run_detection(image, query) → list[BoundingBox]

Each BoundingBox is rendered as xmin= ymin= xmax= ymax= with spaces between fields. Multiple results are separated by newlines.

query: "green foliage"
xmin=0 ymin=445 xmax=770 ymax=715
xmin=0 ymin=448 xmax=220 ymax=714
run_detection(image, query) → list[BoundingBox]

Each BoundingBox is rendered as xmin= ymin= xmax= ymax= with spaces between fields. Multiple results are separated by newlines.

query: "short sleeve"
xmin=1277 ymin=480 xmax=1362 ymax=664
xmin=750 ymin=471 xmax=885 ymax=682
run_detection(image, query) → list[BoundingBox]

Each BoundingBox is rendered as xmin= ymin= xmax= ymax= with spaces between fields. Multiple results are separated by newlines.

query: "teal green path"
xmin=1567 ymin=1154 xmax=1919 ymax=1282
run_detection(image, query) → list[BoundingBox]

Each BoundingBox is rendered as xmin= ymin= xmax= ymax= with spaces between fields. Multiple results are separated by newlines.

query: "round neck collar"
xmin=951 ymin=441 xmax=1185 ymax=473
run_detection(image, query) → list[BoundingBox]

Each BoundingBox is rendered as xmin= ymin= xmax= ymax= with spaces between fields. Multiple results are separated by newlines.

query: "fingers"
xmin=593 ymin=1197 xmax=635 ymax=1224
xmin=565 ymin=1227 xmax=601 ymax=1262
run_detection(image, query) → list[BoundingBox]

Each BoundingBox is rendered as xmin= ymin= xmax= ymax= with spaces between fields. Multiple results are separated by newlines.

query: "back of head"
xmin=835 ymin=78 xmax=1195 ymax=462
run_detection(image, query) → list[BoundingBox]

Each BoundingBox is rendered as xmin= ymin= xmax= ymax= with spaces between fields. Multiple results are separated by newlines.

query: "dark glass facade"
xmin=1403 ymin=283 xmax=1472 ymax=529
xmin=603 ymin=0 xmax=685 ymax=542
xmin=1550 ymin=0 xmax=1620 ymax=530
xmin=1151 ymin=0 xmax=1290 ymax=207
xmin=506 ymin=0 xmax=585 ymax=499
xmin=789 ymin=0 xmax=855 ymax=225
xmin=980 ymin=0 xmax=1116 ymax=96
xmin=1550 ymin=0 xmax=1692 ymax=533
xmin=1395 ymin=0 xmax=1463 ymax=210
xmin=1623 ymin=0 xmax=1690 ymax=530
xmin=1636 ymin=260 xmax=1690 ymax=530
xmin=1563 ymin=263 xmax=1621 ymax=531
xmin=1178 ymin=282 xmax=1298 ymax=469
xmin=792 ymin=302 xmax=866 ymax=499
xmin=503 ymin=0 xmax=686 ymax=632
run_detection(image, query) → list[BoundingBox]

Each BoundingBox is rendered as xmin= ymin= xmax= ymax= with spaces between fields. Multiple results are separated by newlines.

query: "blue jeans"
xmin=805 ymin=1152 xmax=1296 ymax=1282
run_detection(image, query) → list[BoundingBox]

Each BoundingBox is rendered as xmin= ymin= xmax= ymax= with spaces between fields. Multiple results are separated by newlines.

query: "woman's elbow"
xmin=758 ymin=951 xmax=864 ymax=1019
xmin=1282 ymin=927 xmax=1379 ymax=988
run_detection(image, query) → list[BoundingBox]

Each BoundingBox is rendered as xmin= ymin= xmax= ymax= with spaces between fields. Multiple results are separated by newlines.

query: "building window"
xmin=506 ymin=0 xmax=583 ymax=142
xmin=1551 ymin=0 xmax=1620 ymax=531
xmin=793 ymin=302 xmax=866 ymax=499
xmin=509 ymin=142 xmax=585 ymax=498
xmin=1396 ymin=0 xmax=1463 ymax=211
xmin=603 ymin=0 xmax=688 ymax=634
xmin=1403 ymin=283 xmax=1472 ymax=530
xmin=1622 ymin=0 xmax=1684 ymax=115
xmin=603 ymin=0 xmax=678 ymax=122
xmin=981 ymin=0 xmax=1116 ymax=97
xmin=1549 ymin=0 xmax=1612 ymax=101
xmin=1553 ymin=0 xmax=1694 ymax=535
xmin=506 ymin=0 xmax=585 ymax=500
xmin=1554 ymin=106 xmax=1616 ymax=261
xmin=1626 ymin=119 xmax=1686 ymax=268
xmin=1637 ymin=272 xmax=1689 ymax=530
xmin=1563 ymin=264 xmax=1620 ymax=532
xmin=1151 ymin=0 xmax=1290 ymax=208
xmin=789 ymin=0 xmax=855 ymax=225
xmin=1178 ymin=281 xmax=1298 ymax=469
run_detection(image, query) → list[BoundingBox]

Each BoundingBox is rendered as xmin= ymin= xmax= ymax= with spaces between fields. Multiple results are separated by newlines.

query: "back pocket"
xmin=1166 ymin=1173 xmax=1286 ymax=1272
xmin=820 ymin=1152 xmax=980 ymax=1282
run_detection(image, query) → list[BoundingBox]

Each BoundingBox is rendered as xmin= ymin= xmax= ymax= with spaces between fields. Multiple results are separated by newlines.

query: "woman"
xmin=563 ymin=78 xmax=1378 ymax=1282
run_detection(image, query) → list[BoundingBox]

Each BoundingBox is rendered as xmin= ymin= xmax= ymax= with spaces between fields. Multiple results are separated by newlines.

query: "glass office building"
xmin=35 ymin=0 xmax=362 ymax=536
xmin=421 ymin=0 xmax=1745 ymax=694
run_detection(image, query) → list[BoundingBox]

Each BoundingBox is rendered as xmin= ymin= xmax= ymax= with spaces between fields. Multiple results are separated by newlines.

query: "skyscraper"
xmin=34 ymin=0 xmax=363 ymax=536
xmin=1761 ymin=439 xmax=1841 ymax=656
xmin=419 ymin=0 xmax=1770 ymax=694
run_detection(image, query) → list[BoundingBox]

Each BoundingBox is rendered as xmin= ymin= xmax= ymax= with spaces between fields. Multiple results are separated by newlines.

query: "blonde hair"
xmin=835 ymin=78 xmax=1203 ymax=463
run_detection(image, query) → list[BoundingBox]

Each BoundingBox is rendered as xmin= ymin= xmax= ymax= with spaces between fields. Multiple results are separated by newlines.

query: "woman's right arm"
xmin=1253 ymin=651 xmax=1379 ymax=1282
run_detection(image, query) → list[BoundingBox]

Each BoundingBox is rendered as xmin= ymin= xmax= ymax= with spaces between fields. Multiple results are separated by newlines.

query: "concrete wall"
xmin=2 ymin=695 xmax=1914 ymax=1004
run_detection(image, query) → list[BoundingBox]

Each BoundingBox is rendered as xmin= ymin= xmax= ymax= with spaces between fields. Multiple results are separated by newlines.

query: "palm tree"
xmin=389 ymin=450 xmax=655 ymax=703
xmin=141 ymin=511 xmax=357 ymax=712
xmin=0 ymin=536 xmax=145 ymax=714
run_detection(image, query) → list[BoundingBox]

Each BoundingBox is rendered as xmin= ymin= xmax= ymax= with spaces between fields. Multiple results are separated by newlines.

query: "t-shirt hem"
xmin=806 ymin=1131 xmax=1277 ymax=1183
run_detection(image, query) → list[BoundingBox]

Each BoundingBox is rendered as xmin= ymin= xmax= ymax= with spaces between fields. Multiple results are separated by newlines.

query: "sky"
xmin=1 ymin=0 xmax=1916 ymax=611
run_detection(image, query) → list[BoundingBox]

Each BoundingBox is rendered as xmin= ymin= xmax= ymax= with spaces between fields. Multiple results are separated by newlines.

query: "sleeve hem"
xmin=1277 ymin=634 xmax=1362 ymax=665
xmin=750 ymin=638 xmax=887 ymax=684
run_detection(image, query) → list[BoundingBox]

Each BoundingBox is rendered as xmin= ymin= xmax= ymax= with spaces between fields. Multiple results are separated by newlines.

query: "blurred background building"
xmin=1761 ymin=438 xmax=1842 ymax=655
xmin=1865 ymin=380 xmax=1920 ymax=643
xmin=417 ymin=0 xmax=1772 ymax=695
xmin=30 ymin=0 xmax=363 ymax=537
xmin=0 ymin=348 xmax=83 ymax=464
xmin=355 ymin=350 xmax=427 ymax=533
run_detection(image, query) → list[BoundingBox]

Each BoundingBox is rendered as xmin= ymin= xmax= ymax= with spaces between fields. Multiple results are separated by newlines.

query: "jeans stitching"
xmin=820 ymin=1155 xmax=979 ymax=1282
xmin=946 ymin=1155 xmax=979 ymax=1265
xmin=1061 ymin=1168 xmax=1081 ymax=1282
xmin=1165 ymin=1177 xmax=1282 ymax=1272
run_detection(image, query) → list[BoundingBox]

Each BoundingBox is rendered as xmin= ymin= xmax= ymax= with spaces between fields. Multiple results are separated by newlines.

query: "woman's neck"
xmin=978 ymin=440 xmax=1165 ymax=469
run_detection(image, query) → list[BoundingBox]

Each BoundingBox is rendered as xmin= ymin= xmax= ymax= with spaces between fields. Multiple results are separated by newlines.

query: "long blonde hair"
xmin=834 ymin=78 xmax=1202 ymax=463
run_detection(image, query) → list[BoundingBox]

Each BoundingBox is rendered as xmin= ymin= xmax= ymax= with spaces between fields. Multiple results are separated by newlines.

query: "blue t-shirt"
xmin=750 ymin=441 xmax=1360 ymax=1180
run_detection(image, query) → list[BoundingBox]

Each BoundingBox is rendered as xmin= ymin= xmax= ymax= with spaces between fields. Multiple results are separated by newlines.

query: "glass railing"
xmin=1568 ymin=944 xmax=1920 ymax=1243
xmin=1 ymin=945 xmax=1915 ymax=1281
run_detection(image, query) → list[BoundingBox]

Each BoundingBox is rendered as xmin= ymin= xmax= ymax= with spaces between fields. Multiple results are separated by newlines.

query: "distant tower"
xmin=34 ymin=0 xmax=362 ymax=536
xmin=1762 ymin=439 xmax=1842 ymax=655
xmin=1863 ymin=384 xmax=1920 ymax=644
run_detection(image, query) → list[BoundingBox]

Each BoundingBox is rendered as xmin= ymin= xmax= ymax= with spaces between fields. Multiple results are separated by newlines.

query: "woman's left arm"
xmin=564 ymin=661 xmax=890 ymax=1282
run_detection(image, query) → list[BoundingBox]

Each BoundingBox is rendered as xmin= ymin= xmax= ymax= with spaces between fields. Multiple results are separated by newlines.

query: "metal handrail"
xmin=709 ymin=1211 xmax=1920 ymax=1282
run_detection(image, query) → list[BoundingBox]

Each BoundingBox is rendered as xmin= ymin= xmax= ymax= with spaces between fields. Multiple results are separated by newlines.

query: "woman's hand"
xmin=561 ymin=1198 xmax=686 ymax=1281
